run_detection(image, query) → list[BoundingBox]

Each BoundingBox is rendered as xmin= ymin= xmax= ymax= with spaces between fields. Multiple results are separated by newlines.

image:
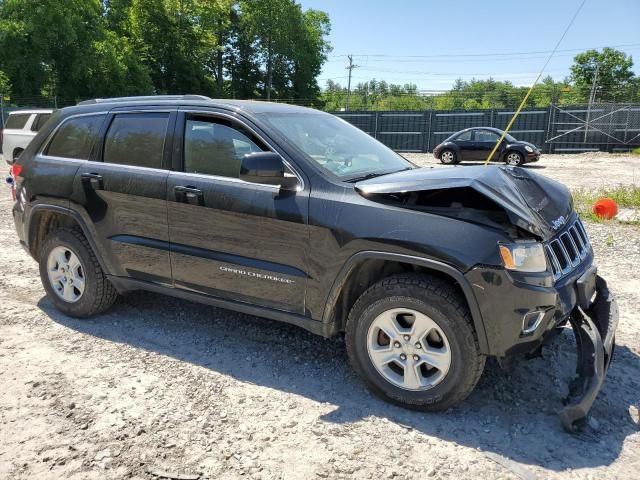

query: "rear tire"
xmin=345 ymin=274 xmax=484 ymax=411
xmin=439 ymin=149 xmax=458 ymax=165
xmin=39 ymin=228 xmax=118 ymax=318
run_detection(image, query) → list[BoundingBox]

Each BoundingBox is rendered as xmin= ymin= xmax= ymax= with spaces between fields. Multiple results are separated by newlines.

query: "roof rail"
xmin=77 ymin=95 xmax=212 ymax=106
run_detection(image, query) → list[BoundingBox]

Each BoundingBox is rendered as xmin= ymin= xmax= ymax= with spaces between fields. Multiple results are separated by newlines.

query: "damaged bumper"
xmin=559 ymin=274 xmax=618 ymax=432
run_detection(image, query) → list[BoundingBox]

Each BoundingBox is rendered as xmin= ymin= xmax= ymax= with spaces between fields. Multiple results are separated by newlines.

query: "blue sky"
xmin=298 ymin=0 xmax=640 ymax=91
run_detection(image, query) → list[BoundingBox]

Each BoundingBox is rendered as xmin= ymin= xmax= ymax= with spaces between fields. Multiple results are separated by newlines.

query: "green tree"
xmin=570 ymin=47 xmax=635 ymax=102
xmin=0 ymin=69 xmax=11 ymax=96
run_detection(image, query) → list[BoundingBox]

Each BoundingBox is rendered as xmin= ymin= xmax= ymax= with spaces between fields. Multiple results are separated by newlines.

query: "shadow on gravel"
xmin=41 ymin=291 xmax=639 ymax=474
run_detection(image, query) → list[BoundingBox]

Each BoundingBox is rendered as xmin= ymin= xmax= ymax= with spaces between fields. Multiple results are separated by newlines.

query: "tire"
xmin=439 ymin=149 xmax=457 ymax=165
xmin=345 ymin=274 xmax=484 ymax=411
xmin=505 ymin=151 xmax=524 ymax=166
xmin=39 ymin=228 xmax=118 ymax=317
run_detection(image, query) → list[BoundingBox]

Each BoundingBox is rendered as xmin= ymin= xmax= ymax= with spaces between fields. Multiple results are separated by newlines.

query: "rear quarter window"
xmin=45 ymin=115 xmax=106 ymax=160
xmin=5 ymin=113 xmax=31 ymax=130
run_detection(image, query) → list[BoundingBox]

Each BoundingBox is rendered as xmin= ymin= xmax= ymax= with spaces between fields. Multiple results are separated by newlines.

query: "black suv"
xmin=9 ymin=96 xmax=617 ymax=431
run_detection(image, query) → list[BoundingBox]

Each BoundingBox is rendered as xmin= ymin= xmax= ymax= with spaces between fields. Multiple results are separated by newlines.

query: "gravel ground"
xmin=1 ymin=153 xmax=640 ymax=480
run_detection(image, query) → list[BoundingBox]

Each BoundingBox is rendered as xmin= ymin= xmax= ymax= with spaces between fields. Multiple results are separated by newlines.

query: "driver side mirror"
xmin=240 ymin=152 xmax=298 ymax=191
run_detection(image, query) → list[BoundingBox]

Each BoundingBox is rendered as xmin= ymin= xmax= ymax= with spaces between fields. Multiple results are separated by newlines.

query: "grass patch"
xmin=572 ymin=185 xmax=640 ymax=222
xmin=632 ymin=147 xmax=640 ymax=156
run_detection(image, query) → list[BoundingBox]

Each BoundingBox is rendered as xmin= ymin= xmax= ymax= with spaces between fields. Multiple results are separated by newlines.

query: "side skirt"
xmin=107 ymin=275 xmax=336 ymax=338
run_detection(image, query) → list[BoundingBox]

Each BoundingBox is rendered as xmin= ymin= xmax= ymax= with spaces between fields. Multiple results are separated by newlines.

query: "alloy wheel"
xmin=507 ymin=152 xmax=522 ymax=166
xmin=46 ymin=246 xmax=86 ymax=303
xmin=366 ymin=308 xmax=452 ymax=391
xmin=441 ymin=151 xmax=455 ymax=164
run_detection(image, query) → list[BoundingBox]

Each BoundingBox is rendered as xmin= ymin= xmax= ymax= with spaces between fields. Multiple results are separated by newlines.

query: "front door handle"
xmin=80 ymin=172 xmax=103 ymax=190
xmin=174 ymin=185 xmax=203 ymax=205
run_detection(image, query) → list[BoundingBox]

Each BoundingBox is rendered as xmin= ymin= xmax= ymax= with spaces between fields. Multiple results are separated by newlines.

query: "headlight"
xmin=498 ymin=242 xmax=547 ymax=272
xmin=524 ymin=145 xmax=534 ymax=153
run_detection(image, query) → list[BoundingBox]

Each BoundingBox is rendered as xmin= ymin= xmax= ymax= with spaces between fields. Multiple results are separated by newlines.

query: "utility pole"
xmin=345 ymin=54 xmax=359 ymax=111
xmin=584 ymin=62 xmax=599 ymax=143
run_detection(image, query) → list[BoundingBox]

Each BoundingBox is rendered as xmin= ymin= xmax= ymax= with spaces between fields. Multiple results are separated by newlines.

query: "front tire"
xmin=505 ymin=151 xmax=524 ymax=166
xmin=39 ymin=228 xmax=118 ymax=317
xmin=439 ymin=149 xmax=457 ymax=165
xmin=345 ymin=274 xmax=484 ymax=411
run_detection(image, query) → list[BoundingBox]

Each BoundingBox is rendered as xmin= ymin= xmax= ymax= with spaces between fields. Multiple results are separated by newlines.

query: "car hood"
xmin=355 ymin=165 xmax=573 ymax=239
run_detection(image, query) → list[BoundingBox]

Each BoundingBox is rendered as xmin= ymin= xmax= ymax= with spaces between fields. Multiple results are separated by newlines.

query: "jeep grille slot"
xmin=545 ymin=218 xmax=590 ymax=280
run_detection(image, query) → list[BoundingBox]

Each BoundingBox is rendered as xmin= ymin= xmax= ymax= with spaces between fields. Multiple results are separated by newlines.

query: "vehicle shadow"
xmin=40 ymin=291 xmax=638 ymax=474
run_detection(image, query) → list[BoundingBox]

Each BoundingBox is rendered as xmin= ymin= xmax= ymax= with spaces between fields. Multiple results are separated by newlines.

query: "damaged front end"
xmin=560 ymin=274 xmax=618 ymax=432
xmin=355 ymin=165 xmax=619 ymax=432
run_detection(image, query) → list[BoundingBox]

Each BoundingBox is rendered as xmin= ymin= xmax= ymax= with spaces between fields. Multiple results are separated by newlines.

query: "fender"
xmin=322 ymin=251 xmax=490 ymax=354
xmin=25 ymin=203 xmax=114 ymax=275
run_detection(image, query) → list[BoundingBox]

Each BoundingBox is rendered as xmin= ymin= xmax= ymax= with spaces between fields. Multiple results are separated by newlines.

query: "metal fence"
xmin=332 ymin=103 xmax=640 ymax=153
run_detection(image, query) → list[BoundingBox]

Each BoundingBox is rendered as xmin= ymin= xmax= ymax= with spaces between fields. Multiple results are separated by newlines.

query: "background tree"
xmin=570 ymin=47 xmax=635 ymax=102
xmin=0 ymin=70 xmax=11 ymax=96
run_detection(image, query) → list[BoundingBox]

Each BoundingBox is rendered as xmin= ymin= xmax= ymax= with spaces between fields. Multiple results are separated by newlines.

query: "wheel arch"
xmin=26 ymin=204 xmax=110 ymax=274
xmin=323 ymin=251 xmax=489 ymax=354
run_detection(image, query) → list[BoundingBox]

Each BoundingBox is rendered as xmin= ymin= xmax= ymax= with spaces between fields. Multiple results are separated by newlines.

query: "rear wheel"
xmin=439 ymin=149 xmax=457 ymax=165
xmin=39 ymin=228 xmax=118 ymax=317
xmin=505 ymin=151 xmax=524 ymax=166
xmin=345 ymin=274 xmax=485 ymax=410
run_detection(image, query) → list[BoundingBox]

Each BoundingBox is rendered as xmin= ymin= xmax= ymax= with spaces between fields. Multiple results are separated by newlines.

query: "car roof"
xmin=71 ymin=95 xmax=321 ymax=116
xmin=8 ymin=109 xmax=54 ymax=115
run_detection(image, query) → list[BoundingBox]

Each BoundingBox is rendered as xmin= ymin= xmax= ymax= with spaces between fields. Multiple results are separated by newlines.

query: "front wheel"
xmin=505 ymin=151 xmax=524 ymax=166
xmin=439 ymin=149 xmax=457 ymax=165
xmin=345 ymin=274 xmax=485 ymax=411
xmin=39 ymin=228 xmax=118 ymax=317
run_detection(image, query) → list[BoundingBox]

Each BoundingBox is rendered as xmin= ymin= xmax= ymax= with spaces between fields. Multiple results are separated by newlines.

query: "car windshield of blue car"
xmin=260 ymin=112 xmax=413 ymax=180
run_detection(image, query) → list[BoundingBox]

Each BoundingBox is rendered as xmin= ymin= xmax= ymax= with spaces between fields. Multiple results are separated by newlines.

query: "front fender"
xmin=322 ymin=251 xmax=490 ymax=354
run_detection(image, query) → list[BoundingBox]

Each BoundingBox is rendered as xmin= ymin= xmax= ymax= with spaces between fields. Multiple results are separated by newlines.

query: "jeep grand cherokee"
xmin=9 ymin=95 xmax=617 ymax=432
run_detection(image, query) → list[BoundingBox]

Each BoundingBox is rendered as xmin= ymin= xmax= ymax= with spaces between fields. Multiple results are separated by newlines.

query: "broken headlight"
xmin=498 ymin=242 xmax=547 ymax=272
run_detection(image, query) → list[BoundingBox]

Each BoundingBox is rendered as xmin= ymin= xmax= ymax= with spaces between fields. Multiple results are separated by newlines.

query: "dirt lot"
xmin=1 ymin=153 xmax=639 ymax=480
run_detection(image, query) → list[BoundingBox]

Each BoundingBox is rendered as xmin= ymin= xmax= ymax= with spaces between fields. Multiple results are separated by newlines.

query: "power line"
xmin=328 ymin=42 xmax=640 ymax=59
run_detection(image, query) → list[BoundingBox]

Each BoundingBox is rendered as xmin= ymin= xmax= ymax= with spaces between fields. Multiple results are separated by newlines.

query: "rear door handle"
xmin=174 ymin=185 xmax=203 ymax=205
xmin=80 ymin=172 xmax=103 ymax=190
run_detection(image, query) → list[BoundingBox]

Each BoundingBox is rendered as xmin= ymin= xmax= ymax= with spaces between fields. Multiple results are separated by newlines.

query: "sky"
xmin=298 ymin=0 xmax=640 ymax=91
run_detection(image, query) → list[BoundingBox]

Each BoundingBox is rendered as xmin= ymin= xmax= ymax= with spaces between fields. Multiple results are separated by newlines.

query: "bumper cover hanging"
xmin=559 ymin=275 xmax=618 ymax=433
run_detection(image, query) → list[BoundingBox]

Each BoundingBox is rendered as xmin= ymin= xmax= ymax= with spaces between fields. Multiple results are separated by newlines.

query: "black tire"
xmin=39 ymin=228 xmax=118 ymax=317
xmin=439 ymin=149 xmax=458 ymax=165
xmin=345 ymin=274 xmax=485 ymax=411
xmin=505 ymin=150 xmax=524 ymax=166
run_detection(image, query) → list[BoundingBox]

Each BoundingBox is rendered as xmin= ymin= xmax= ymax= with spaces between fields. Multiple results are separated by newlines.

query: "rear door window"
xmin=45 ymin=115 xmax=106 ymax=160
xmin=31 ymin=113 xmax=52 ymax=132
xmin=5 ymin=113 xmax=30 ymax=130
xmin=103 ymin=112 xmax=169 ymax=169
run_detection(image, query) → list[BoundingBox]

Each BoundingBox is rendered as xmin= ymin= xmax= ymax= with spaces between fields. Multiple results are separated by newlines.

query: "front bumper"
xmin=559 ymin=275 xmax=617 ymax=432
xmin=465 ymin=264 xmax=618 ymax=432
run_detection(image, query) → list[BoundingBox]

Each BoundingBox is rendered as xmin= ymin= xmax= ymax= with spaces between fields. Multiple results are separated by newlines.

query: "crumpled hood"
xmin=355 ymin=165 xmax=573 ymax=239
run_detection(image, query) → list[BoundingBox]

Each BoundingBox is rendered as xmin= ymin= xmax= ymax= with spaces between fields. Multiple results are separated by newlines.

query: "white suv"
xmin=1 ymin=109 xmax=54 ymax=164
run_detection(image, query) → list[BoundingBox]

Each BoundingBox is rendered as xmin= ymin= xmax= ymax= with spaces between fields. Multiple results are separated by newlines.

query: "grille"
xmin=545 ymin=218 xmax=590 ymax=280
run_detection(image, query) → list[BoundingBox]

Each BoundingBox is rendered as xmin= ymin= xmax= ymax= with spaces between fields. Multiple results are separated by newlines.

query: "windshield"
xmin=258 ymin=112 xmax=412 ymax=180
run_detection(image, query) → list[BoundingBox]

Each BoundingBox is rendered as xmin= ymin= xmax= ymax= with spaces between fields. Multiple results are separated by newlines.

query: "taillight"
xmin=11 ymin=164 xmax=23 ymax=177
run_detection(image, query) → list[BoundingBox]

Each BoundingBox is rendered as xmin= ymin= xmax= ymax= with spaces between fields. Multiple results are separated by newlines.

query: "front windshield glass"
xmin=258 ymin=112 xmax=413 ymax=180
